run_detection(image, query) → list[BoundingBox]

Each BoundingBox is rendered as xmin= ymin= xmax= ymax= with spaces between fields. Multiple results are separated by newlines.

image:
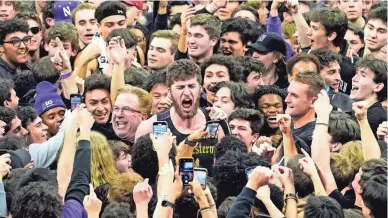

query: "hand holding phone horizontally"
xmin=179 ymin=157 xmax=194 ymax=186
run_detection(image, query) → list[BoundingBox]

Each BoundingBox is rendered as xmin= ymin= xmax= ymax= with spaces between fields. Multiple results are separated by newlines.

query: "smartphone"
xmin=325 ymin=86 xmax=334 ymax=99
xmin=245 ymin=166 xmax=256 ymax=180
xmin=278 ymin=156 xmax=285 ymax=167
xmin=194 ymin=168 xmax=207 ymax=190
xmin=153 ymin=121 xmax=168 ymax=139
xmin=70 ymin=94 xmax=82 ymax=110
xmin=179 ymin=157 xmax=194 ymax=186
xmin=206 ymin=121 xmax=220 ymax=139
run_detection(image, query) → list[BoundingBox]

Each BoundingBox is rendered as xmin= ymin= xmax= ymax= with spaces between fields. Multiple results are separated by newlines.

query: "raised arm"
xmin=74 ymin=43 xmax=101 ymax=78
xmin=133 ymin=179 xmax=153 ymax=218
xmin=299 ymin=149 xmax=327 ymax=196
xmin=109 ymin=37 xmax=126 ymax=104
xmin=57 ymin=109 xmax=79 ymax=201
xmin=353 ymin=102 xmax=381 ymax=160
xmin=64 ymin=108 xmax=95 ymax=205
xmin=256 ymin=185 xmax=285 ymax=218
xmin=277 ymin=114 xmax=297 ymax=165
xmin=311 ymin=90 xmax=337 ymax=194
xmin=285 ymin=0 xmax=310 ymax=48
xmin=177 ymin=7 xmax=196 ymax=53
xmin=274 ymin=166 xmax=297 ymax=218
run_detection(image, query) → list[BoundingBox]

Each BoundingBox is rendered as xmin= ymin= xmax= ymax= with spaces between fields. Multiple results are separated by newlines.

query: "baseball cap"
xmin=121 ymin=0 xmax=143 ymax=10
xmin=54 ymin=1 xmax=81 ymax=24
xmin=250 ymin=32 xmax=287 ymax=57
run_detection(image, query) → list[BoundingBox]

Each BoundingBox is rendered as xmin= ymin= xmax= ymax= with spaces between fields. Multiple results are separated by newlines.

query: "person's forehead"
xmin=310 ymin=21 xmax=324 ymax=29
xmin=172 ymin=77 xmax=199 ymax=86
xmin=75 ymin=9 xmax=96 ymax=21
xmin=151 ymin=37 xmax=172 ymax=48
xmin=33 ymin=117 xmax=42 ymax=125
xmin=101 ymin=15 xmax=126 ymax=24
xmin=115 ymin=93 xmax=140 ymax=107
xmin=325 ymin=61 xmax=340 ymax=69
xmin=230 ymin=118 xmax=250 ymax=126
xmin=216 ymin=87 xmax=231 ymax=96
xmin=43 ymin=107 xmax=65 ymax=116
xmin=150 ymin=83 xmax=168 ymax=93
xmin=357 ymin=67 xmax=375 ymax=76
xmin=222 ymin=31 xmax=241 ymax=39
xmin=26 ymin=18 xmax=40 ymax=27
xmin=205 ymin=64 xmax=229 ymax=73
xmin=189 ymin=25 xmax=208 ymax=35
xmin=259 ymin=94 xmax=283 ymax=103
xmin=367 ymin=19 xmax=388 ymax=29
xmin=85 ymin=89 xmax=110 ymax=100
xmin=5 ymin=31 xmax=28 ymax=40
xmin=289 ymin=81 xmax=309 ymax=93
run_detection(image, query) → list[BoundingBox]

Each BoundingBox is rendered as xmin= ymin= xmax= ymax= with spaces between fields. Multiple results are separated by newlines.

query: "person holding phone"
xmin=136 ymin=60 xmax=229 ymax=174
xmin=311 ymin=49 xmax=353 ymax=112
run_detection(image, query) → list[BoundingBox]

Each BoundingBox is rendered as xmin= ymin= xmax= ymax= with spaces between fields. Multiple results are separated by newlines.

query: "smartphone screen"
xmin=70 ymin=94 xmax=82 ymax=110
xmin=153 ymin=122 xmax=168 ymax=139
xmin=245 ymin=166 xmax=256 ymax=180
xmin=194 ymin=168 xmax=207 ymax=189
xmin=180 ymin=158 xmax=194 ymax=186
xmin=206 ymin=121 xmax=219 ymax=139
xmin=278 ymin=156 xmax=285 ymax=167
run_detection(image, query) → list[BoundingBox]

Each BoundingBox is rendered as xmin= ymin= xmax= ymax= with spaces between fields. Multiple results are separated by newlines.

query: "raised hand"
xmin=298 ymin=148 xmax=318 ymax=177
xmin=133 ymin=178 xmax=153 ymax=207
xmin=78 ymin=107 xmax=95 ymax=131
xmin=277 ymin=114 xmax=292 ymax=135
xmin=108 ymin=36 xmax=127 ymax=65
xmin=75 ymin=76 xmax=85 ymax=95
xmin=352 ymin=101 xmax=368 ymax=121
xmin=150 ymin=129 xmax=175 ymax=158
xmin=246 ymin=166 xmax=273 ymax=191
xmin=0 ymin=153 xmax=11 ymax=178
xmin=187 ymin=125 xmax=207 ymax=143
xmin=181 ymin=6 xmax=196 ymax=35
xmin=206 ymin=106 xmax=227 ymax=120
xmin=256 ymin=185 xmax=271 ymax=201
xmin=254 ymin=141 xmax=276 ymax=163
xmin=83 ymin=184 xmax=102 ymax=217
xmin=50 ymin=37 xmax=72 ymax=72
xmin=377 ymin=121 xmax=388 ymax=140
xmin=285 ymin=0 xmax=299 ymax=14
xmin=313 ymin=90 xmax=333 ymax=118
xmin=273 ymin=166 xmax=294 ymax=189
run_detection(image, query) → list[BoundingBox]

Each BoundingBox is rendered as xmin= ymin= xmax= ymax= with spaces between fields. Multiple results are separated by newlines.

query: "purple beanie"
xmin=54 ymin=1 xmax=81 ymax=24
xmin=34 ymin=82 xmax=66 ymax=116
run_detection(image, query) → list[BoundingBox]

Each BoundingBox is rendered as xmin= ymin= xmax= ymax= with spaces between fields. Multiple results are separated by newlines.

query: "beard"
xmin=172 ymin=92 xmax=201 ymax=119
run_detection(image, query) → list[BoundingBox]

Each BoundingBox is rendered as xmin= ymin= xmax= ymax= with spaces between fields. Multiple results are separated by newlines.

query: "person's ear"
xmin=252 ymin=133 xmax=260 ymax=143
xmin=3 ymin=100 xmax=9 ymax=108
xmin=374 ymin=83 xmax=384 ymax=93
xmin=46 ymin=17 xmax=55 ymax=27
xmin=44 ymin=43 xmax=49 ymax=52
xmin=210 ymin=37 xmax=218 ymax=47
xmin=311 ymin=96 xmax=318 ymax=107
xmin=328 ymin=32 xmax=337 ymax=43
xmin=331 ymin=142 xmax=343 ymax=152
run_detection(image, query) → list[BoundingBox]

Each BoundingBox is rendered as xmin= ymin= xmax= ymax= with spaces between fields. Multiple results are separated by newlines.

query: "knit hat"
xmin=34 ymin=82 xmax=66 ymax=116
xmin=54 ymin=1 xmax=81 ymax=24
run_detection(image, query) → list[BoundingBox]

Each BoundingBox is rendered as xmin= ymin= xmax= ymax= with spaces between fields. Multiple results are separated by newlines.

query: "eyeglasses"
xmin=3 ymin=37 xmax=32 ymax=47
xmin=30 ymin=27 xmax=41 ymax=35
xmin=113 ymin=106 xmax=142 ymax=115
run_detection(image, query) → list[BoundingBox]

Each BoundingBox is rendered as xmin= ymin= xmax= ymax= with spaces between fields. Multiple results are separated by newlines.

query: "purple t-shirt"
xmin=60 ymin=199 xmax=87 ymax=218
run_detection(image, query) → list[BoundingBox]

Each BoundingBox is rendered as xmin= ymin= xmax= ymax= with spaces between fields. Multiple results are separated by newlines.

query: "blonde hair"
xmin=282 ymin=21 xmax=297 ymax=40
xmin=90 ymin=131 xmax=119 ymax=187
xmin=151 ymin=30 xmax=179 ymax=54
xmin=71 ymin=3 xmax=97 ymax=24
xmin=339 ymin=141 xmax=364 ymax=173
xmin=116 ymin=85 xmax=152 ymax=116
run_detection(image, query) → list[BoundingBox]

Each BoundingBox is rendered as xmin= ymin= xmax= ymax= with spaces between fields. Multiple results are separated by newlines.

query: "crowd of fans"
xmin=0 ymin=0 xmax=386 ymax=217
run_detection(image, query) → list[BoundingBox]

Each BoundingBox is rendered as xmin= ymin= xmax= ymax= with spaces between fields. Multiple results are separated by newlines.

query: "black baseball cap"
xmin=250 ymin=32 xmax=287 ymax=57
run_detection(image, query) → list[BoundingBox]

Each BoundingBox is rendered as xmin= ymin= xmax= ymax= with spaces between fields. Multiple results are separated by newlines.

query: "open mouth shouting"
xmin=85 ymin=33 xmax=95 ymax=41
xmin=181 ymin=98 xmax=193 ymax=113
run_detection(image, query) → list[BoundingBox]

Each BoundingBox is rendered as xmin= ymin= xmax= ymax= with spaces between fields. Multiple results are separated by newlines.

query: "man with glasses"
xmin=112 ymin=85 xmax=151 ymax=145
xmin=0 ymin=18 xmax=33 ymax=80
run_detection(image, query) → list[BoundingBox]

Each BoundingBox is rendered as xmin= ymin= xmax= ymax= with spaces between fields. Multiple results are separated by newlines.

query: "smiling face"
xmin=320 ymin=61 xmax=342 ymax=93
xmin=85 ymin=89 xmax=111 ymax=125
xmin=220 ymin=31 xmax=246 ymax=57
xmin=203 ymin=64 xmax=230 ymax=100
xmin=187 ymin=25 xmax=216 ymax=60
xmin=99 ymin=15 xmax=127 ymax=40
xmin=214 ymin=87 xmax=235 ymax=118
xmin=147 ymin=37 xmax=174 ymax=70
xmin=26 ymin=117 xmax=48 ymax=144
xmin=74 ymin=9 xmax=99 ymax=46
xmin=340 ymin=0 xmax=363 ymax=22
xmin=285 ymin=82 xmax=314 ymax=119
xmin=7 ymin=116 xmax=28 ymax=139
xmin=246 ymin=71 xmax=262 ymax=90
xmin=26 ymin=19 xmax=42 ymax=52
xmin=170 ymin=77 xmax=201 ymax=119
xmin=1 ymin=32 xmax=30 ymax=67
xmin=150 ymin=83 xmax=169 ymax=114
xmin=112 ymin=93 xmax=145 ymax=141
xmin=364 ymin=19 xmax=387 ymax=52
xmin=350 ymin=67 xmax=382 ymax=101
xmin=257 ymin=94 xmax=284 ymax=129
xmin=0 ymin=0 xmax=15 ymax=21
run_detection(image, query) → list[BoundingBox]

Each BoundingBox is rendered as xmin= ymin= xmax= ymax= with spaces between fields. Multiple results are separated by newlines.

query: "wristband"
xmin=197 ymin=207 xmax=212 ymax=218
xmin=161 ymin=200 xmax=175 ymax=209
xmin=59 ymin=71 xmax=73 ymax=80
xmin=316 ymin=122 xmax=328 ymax=126
xmin=285 ymin=193 xmax=298 ymax=203
xmin=185 ymin=139 xmax=198 ymax=147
